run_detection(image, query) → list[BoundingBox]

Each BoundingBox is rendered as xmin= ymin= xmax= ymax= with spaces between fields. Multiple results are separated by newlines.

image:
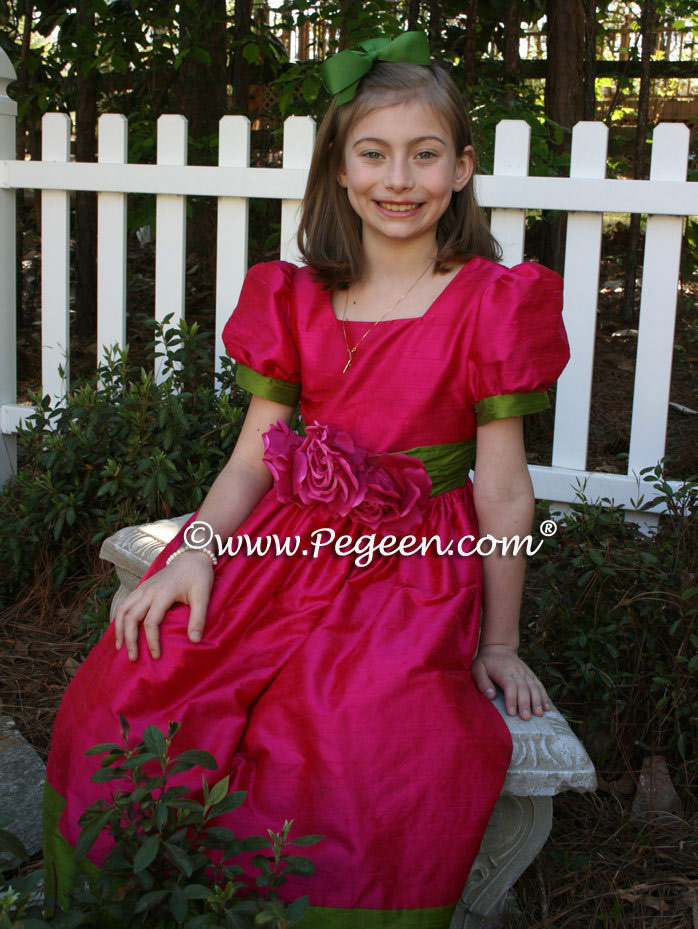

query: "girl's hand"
xmin=471 ymin=644 xmax=551 ymax=721
xmin=114 ymin=551 xmax=214 ymax=662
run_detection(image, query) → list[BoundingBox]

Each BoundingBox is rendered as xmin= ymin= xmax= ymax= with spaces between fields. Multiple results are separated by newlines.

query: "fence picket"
xmin=155 ymin=115 xmax=188 ymax=381
xmin=628 ymin=123 xmax=690 ymax=475
xmin=98 ymin=114 xmax=128 ymax=364
xmin=280 ymin=116 xmax=315 ymax=263
xmin=41 ymin=113 xmax=71 ymax=401
xmin=489 ymin=120 xmax=530 ymax=267
xmin=0 ymin=48 xmax=17 ymax=481
xmin=553 ymin=122 xmax=608 ymax=471
xmin=215 ymin=116 xmax=250 ymax=374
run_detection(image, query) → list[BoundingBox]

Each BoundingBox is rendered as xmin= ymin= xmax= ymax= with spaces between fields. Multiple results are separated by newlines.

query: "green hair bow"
xmin=321 ymin=31 xmax=431 ymax=106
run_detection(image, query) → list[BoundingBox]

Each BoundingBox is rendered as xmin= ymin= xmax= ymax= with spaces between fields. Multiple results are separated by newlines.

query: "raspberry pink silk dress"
xmin=45 ymin=256 xmax=569 ymax=928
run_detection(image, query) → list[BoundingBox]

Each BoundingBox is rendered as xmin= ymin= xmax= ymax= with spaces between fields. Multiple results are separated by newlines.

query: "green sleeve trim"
xmin=475 ymin=391 xmax=549 ymax=426
xmin=235 ymin=363 xmax=301 ymax=407
xmin=43 ymin=780 xmax=102 ymax=906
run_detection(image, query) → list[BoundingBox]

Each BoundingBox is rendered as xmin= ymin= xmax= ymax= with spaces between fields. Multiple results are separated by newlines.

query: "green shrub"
xmin=524 ymin=465 xmax=698 ymax=771
xmin=2 ymin=720 xmax=320 ymax=928
xmin=0 ymin=317 xmax=249 ymax=610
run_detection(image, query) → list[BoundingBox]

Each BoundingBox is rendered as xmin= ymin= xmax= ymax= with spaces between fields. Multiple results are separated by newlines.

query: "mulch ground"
xmin=3 ymin=223 xmax=697 ymax=926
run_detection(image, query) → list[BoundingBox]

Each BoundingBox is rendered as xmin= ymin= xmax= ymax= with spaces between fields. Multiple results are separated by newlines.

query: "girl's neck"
xmin=360 ymin=233 xmax=439 ymax=287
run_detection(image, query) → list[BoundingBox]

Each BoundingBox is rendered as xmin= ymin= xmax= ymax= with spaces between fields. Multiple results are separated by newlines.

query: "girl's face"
xmin=338 ymin=99 xmax=474 ymax=252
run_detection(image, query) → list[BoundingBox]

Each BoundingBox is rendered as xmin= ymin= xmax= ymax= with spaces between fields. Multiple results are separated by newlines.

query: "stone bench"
xmin=100 ymin=518 xmax=597 ymax=929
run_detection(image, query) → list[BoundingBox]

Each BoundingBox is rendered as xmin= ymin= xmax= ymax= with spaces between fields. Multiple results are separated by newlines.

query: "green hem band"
xmin=296 ymin=903 xmax=456 ymax=928
xmin=43 ymin=780 xmax=101 ymax=906
xmin=475 ymin=390 xmax=549 ymax=426
xmin=235 ymin=363 xmax=301 ymax=407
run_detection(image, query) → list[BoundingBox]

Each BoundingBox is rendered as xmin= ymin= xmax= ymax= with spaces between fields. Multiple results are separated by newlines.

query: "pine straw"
xmin=0 ymin=551 xmax=110 ymax=759
xmin=514 ymin=790 xmax=698 ymax=929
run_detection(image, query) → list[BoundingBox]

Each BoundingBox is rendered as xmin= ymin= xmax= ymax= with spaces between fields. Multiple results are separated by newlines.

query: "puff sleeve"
xmin=222 ymin=261 xmax=301 ymax=407
xmin=467 ymin=263 xmax=570 ymax=426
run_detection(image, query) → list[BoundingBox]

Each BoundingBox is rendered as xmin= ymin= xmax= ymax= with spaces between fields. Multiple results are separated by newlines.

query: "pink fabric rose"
xmin=262 ymin=420 xmax=431 ymax=531
xmin=350 ymin=453 xmax=431 ymax=534
xmin=263 ymin=420 xmax=369 ymax=517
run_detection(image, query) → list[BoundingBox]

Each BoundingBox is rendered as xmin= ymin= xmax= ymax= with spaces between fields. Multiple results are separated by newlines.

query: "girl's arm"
xmin=470 ymin=416 xmax=551 ymax=720
xmin=114 ymin=394 xmax=295 ymax=661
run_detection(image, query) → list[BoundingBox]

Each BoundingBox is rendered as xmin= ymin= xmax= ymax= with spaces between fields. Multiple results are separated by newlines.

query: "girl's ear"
xmin=452 ymin=145 xmax=475 ymax=192
xmin=337 ymin=165 xmax=348 ymax=188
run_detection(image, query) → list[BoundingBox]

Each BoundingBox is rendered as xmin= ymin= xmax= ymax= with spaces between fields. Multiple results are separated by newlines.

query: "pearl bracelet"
xmin=166 ymin=545 xmax=218 ymax=568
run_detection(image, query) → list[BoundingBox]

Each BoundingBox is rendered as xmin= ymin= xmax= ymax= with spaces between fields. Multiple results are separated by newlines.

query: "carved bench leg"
xmin=450 ymin=795 xmax=552 ymax=929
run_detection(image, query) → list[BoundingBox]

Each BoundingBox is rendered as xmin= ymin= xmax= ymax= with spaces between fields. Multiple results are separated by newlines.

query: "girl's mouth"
xmin=376 ymin=201 xmax=422 ymax=213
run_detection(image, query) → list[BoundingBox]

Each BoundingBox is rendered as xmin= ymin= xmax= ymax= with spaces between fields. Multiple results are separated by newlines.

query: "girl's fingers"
xmin=143 ymin=600 xmax=170 ymax=659
xmin=187 ymin=591 xmax=210 ymax=643
xmin=470 ymin=659 xmax=496 ymax=699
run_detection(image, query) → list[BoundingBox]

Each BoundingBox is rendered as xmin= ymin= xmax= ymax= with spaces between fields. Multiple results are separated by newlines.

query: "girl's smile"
xmin=338 ymin=100 xmax=474 ymax=249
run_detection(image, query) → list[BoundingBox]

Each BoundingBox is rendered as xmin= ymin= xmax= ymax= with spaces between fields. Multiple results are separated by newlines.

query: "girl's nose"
xmin=385 ymin=157 xmax=414 ymax=191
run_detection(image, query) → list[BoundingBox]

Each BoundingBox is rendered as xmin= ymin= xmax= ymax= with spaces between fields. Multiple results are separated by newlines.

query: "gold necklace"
xmin=340 ymin=260 xmax=434 ymax=374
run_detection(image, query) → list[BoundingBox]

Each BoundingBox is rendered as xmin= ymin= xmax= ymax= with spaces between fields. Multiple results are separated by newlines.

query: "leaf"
xmin=164 ymin=840 xmax=194 ymax=877
xmin=143 ymin=725 xmax=167 ymax=757
xmin=120 ymin=751 xmax=157 ymax=769
xmin=285 ymin=896 xmax=309 ymax=924
xmin=241 ymin=835 xmax=269 ymax=851
xmin=182 ymin=883 xmax=212 ymax=900
xmin=209 ymin=792 xmax=247 ymax=818
xmin=84 ymin=742 xmax=126 ymax=756
xmin=134 ymin=833 xmax=161 ymax=872
xmin=169 ymin=884 xmax=189 ymax=923
xmin=252 ymin=854 xmax=273 ymax=875
xmin=282 ymin=855 xmax=315 ymax=876
xmin=91 ymin=767 xmax=126 ymax=783
xmin=290 ymin=834 xmax=324 ymax=846
xmin=133 ymin=889 xmax=169 ymax=913
xmin=171 ymin=749 xmax=218 ymax=770
xmin=75 ymin=809 xmax=112 ymax=862
xmin=0 ymin=828 xmax=28 ymax=861
xmin=301 ymin=75 xmax=320 ymax=102
xmin=206 ymin=775 xmax=230 ymax=808
xmin=156 ymin=801 xmax=169 ymax=831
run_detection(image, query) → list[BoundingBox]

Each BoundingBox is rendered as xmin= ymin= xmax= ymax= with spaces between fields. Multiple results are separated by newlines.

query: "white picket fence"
xmin=1 ymin=48 xmax=697 ymax=522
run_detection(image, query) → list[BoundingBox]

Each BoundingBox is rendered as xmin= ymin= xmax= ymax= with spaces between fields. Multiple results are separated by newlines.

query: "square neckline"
xmin=326 ymin=258 xmax=476 ymax=326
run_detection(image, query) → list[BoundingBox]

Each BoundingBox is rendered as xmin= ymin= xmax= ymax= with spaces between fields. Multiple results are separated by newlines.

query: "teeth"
xmin=380 ymin=202 xmax=419 ymax=212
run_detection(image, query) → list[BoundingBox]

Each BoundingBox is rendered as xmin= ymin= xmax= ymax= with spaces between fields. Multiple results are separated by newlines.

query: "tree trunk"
xmin=543 ymin=0 xmax=585 ymax=271
xmin=428 ymin=0 xmax=441 ymax=49
xmin=503 ymin=1 xmax=521 ymax=80
xmin=232 ymin=0 xmax=251 ymax=113
xmin=463 ymin=0 xmax=477 ymax=87
xmin=621 ymin=0 xmax=654 ymax=323
xmin=174 ymin=0 xmax=227 ymax=278
xmin=583 ymin=0 xmax=597 ymax=120
xmin=75 ymin=0 xmax=98 ymax=339
xmin=16 ymin=0 xmax=34 ymax=331
xmin=408 ymin=0 xmax=420 ymax=33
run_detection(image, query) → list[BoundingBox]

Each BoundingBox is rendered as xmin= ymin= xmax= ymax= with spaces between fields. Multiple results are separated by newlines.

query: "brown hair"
xmin=297 ymin=61 xmax=501 ymax=289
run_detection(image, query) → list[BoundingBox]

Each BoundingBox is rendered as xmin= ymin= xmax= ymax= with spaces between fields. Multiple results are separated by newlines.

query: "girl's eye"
xmin=361 ymin=150 xmax=383 ymax=160
xmin=416 ymin=150 xmax=438 ymax=160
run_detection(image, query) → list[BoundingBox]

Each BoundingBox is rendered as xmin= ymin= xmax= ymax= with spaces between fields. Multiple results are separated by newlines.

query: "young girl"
xmin=45 ymin=31 xmax=569 ymax=928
